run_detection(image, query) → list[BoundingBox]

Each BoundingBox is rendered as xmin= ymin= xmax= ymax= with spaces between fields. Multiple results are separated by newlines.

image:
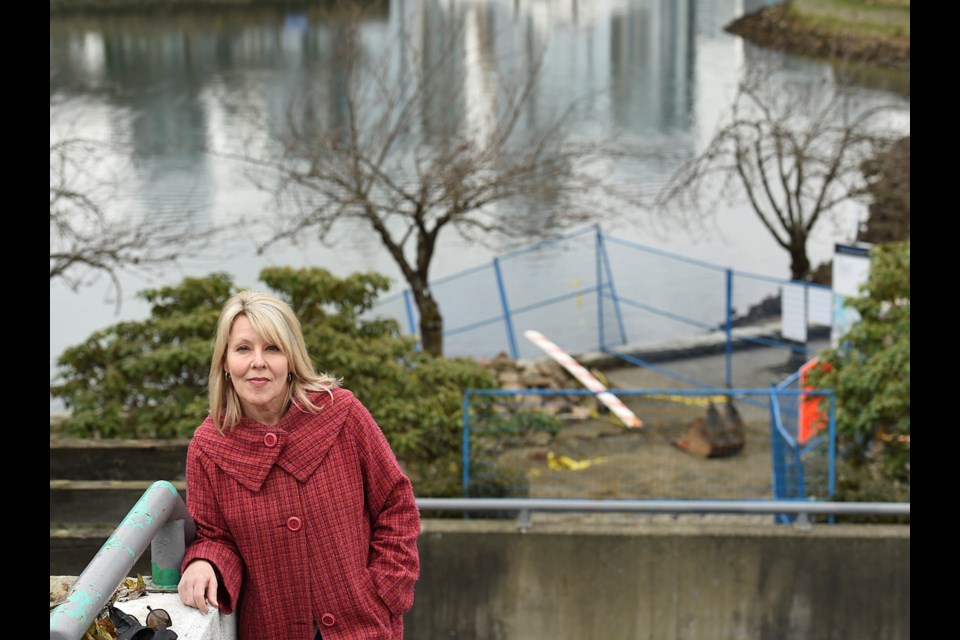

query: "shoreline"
xmin=725 ymin=1 xmax=909 ymax=74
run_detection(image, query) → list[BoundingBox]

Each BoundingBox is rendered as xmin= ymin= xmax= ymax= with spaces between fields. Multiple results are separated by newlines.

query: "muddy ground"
xmin=477 ymin=396 xmax=779 ymax=503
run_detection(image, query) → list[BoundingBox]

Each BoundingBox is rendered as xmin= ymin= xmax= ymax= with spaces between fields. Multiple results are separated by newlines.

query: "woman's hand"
xmin=178 ymin=559 xmax=220 ymax=614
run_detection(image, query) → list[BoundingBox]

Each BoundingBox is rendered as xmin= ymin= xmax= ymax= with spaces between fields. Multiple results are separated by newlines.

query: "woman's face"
xmin=224 ymin=314 xmax=290 ymax=423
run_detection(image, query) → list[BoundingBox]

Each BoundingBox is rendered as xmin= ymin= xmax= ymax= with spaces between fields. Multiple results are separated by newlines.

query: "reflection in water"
xmin=50 ymin=0 xmax=909 ymax=407
xmin=609 ymin=0 xmax=696 ymax=133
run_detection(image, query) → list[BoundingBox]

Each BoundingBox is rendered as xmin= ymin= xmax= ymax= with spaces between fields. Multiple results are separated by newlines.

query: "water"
xmin=50 ymin=0 xmax=909 ymax=410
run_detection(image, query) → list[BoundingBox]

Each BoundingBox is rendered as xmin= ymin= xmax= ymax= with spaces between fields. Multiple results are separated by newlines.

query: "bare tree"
xmin=220 ymin=4 xmax=632 ymax=356
xmin=655 ymin=61 xmax=907 ymax=281
xmin=50 ymin=128 xmax=229 ymax=312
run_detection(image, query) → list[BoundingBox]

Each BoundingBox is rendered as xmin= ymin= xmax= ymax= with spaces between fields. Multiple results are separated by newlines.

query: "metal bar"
xmin=50 ymin=480 xmax=196 ymax=640
xmin=769 ymin=387 xmax=790 ymax=503
xmin=597 ymin=228 xmax=629 ymax=348
xmin=402 ymin=289 xmax=417 ymax=348
xmin=492 ymin=257 xmax=519 ymax=359
xmin=828 ymin=396 xmax=837 ymax=500
xmin=462 ymin=390 xmax=472 ymax=499
xmin=463 ymin=387 xmax=833 ymax=399
xmin=150 ymin=519 xmax=185 ymax=589
xmin=725 ymin=268 xmax=733 ymax=388
xmin=602 ymin=235 xmax=730 ymax=272
xmin=415 ymin=497 xmax=909 ymax=516
xmin=596 ymin=226 xmax=606 ymax=349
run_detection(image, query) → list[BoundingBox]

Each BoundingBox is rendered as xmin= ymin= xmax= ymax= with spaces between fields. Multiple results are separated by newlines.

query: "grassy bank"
xmin=793 ymin=0 xmax=909 ymax=39
xmin=727 ymin=0 xmax=909 ymax=73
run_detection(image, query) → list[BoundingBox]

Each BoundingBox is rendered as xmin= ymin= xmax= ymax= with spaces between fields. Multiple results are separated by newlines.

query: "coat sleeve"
xmin=181 ymin=439 xmax=245 ymax=614
xmin=349 ymin=398 xmax=421 ymax=617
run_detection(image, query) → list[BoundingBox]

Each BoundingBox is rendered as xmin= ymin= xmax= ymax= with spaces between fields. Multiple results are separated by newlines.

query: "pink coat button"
xmin=286 ymin=516 xmax=302 ymax=531
xmin=321 ymin=613 xmax=335 ymax=627
xmin=263 ymin=432 xmax=278 ymax=447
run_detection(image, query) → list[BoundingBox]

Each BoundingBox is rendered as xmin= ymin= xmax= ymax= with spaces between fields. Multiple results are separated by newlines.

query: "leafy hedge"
xmin=50 ymin=266 xmax=498 ymax=497
xmin=808 ymin=241 xmax=909 ymax=503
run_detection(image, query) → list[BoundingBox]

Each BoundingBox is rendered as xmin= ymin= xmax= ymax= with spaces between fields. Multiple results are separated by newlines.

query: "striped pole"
xmin=524 ymin=330 xmax=643 ymax=428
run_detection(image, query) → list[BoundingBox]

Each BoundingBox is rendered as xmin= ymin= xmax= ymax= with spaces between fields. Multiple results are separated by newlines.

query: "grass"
xmin=791 ymin=0 xmax=910 ymax=40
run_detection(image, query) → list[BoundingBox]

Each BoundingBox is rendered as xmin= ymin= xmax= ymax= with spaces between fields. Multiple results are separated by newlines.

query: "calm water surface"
xmin=49 ymin=0 xmax=909 ymax=408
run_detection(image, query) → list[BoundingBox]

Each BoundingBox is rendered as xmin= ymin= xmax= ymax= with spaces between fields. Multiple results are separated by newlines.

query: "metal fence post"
xmin=595 ymin=226 xmax=628 ymax=350
xmin=493 ymin=257 xmax=519 ymax=359
xmin=402 ymin=289 xmax=418 ymax=350
xmin=50 ymin=480 xmax=195 ymax=640
xmin=462 ymin=390 xmax=473 ymax=500
xmin=150 ymin=518 xmax=185 ymax=589
xmin=725 ymin=269 xmax=734 ymax=387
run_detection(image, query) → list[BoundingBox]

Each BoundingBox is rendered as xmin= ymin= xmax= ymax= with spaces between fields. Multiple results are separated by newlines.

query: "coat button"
xmin=321 ymin=613 xmax=335 ymax=627
xmin=263 ymin=432 xmax=278 ymax=447
xmin=286 ymin=516 xmax=302 ymax=531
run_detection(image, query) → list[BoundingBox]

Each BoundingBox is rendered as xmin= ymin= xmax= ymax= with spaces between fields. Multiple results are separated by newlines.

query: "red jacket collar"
xmin=192 ymin=390 xmax=347 ymax=490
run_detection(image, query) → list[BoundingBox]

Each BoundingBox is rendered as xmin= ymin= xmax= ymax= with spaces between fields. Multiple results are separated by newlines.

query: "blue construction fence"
xmin=458 ymin=385 xmax=835 ymax=523
xmin=369 ymin=225 xmax=834 ymax=386
xmin=367 ymin=225 xmax=841 ymax=514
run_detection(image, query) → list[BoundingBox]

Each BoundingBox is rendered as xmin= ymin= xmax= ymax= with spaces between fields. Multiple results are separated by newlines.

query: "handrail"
xmin=416 ymin=497 xmax=910 ymax=530
xmin=50 ymin=480 xmax=196 ymax=640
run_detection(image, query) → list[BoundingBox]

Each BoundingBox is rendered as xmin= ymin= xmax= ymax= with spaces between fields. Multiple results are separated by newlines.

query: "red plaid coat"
xmin=181 ymin=388 xmax=421 ymax=640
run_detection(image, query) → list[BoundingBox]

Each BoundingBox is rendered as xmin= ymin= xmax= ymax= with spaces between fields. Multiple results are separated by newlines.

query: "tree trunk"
xmin=788 ymin=240 xmax=811 ymax=281
xmin=417 ymin=293 xmax=444 ymax=357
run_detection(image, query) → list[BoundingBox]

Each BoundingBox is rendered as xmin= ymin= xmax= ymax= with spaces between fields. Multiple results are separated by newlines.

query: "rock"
xmin=674 ymin=401 xmax=746 ymax=458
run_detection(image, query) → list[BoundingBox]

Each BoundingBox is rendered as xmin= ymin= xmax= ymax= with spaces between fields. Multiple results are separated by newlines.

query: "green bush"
xmin=50 ymin=267 xmax=499 ymax=497
xmin=807 ymin=241 xmax=909 ymax=498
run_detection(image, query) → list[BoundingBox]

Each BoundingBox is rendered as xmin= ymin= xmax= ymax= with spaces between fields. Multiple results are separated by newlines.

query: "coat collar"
xmin=193 ymin=390 xmax=347 ymax=490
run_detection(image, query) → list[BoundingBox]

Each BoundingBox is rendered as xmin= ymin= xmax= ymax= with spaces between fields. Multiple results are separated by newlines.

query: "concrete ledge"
xmin=51 ymin=578 xmax=234 ymax=640
xmin=51 ymin=527 xmax=156 ymax=577
xmin=53 ymin=518 xmax=909 ymax=640
xmin=50 ymin=439 xmax=189 ymax=481
xmin=409 ymin=518 xmax=910 ymax=639
xmin=116 ymin=592 xmax=235 ymax=640
xmin=51 ymin=480 xmax=188 ymax=526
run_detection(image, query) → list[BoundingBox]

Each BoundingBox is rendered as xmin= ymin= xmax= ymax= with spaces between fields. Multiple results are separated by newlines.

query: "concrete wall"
xmin=407 ymin=519 xmax=910 ymax=640
xmin=102 ymin=518 xmax=909 ymax=640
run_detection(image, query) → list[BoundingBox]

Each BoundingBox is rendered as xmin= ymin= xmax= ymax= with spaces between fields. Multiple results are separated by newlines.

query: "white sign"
xmin=831 ymin=243 xmax=872 ymax=347
xmin=781 ymin=283 xmax=808 ymax=343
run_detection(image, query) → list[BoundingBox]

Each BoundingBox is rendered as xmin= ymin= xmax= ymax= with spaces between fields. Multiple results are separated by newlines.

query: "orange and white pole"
xmin=524 ymin=330 xmax=643 ymax=428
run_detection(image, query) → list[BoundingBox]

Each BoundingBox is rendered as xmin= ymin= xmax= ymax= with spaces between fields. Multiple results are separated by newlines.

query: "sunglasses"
xmin=108 ymin=603 xmax=176 ymax=640
xmin=146 ymin=605 xmax=173 ymax=629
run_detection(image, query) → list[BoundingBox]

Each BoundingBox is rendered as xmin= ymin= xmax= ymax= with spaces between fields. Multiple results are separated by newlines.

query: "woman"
xmin=178 ymin=291 xmax=420 ymax=639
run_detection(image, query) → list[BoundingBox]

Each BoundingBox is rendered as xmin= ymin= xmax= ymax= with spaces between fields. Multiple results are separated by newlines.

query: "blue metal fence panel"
xmin=461 ymin=387 xmax=836 ymax=516
xmin=367 ymin=226 xmax=834 ymax=373
xmin=602 ymin=235 xmax=729 ymax=343
xmin=495 ymin=227 xmax=606 ymax=359
xmin=366 ymin=225 xmax=840 ymax=511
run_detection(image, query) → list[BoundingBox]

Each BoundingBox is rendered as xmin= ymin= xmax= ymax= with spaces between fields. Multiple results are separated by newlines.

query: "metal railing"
xmin=417 ymin=497 xmax=910 ymax=531
xmin=50 ymin=480 xmax=196 ymax=640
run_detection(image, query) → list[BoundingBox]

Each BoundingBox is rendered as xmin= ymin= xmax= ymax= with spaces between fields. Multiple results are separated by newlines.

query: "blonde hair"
xmin=208 ymin=290 xmax=340 ymax=433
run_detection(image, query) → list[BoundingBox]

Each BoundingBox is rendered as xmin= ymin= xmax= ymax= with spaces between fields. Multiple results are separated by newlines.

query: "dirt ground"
xmin=480 ymin=395 xmax=776 ymax=504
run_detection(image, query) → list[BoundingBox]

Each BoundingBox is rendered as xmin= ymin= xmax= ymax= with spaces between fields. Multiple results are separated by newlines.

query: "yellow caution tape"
xmin=546 ymin=451 xmax=608 ymax=471
xmin=645 ymin=394 xmax=729 ymax=407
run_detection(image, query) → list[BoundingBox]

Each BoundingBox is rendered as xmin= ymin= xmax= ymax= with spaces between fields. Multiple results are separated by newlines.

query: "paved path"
xmin=567 ymin=320 xmax=828 ymax=387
